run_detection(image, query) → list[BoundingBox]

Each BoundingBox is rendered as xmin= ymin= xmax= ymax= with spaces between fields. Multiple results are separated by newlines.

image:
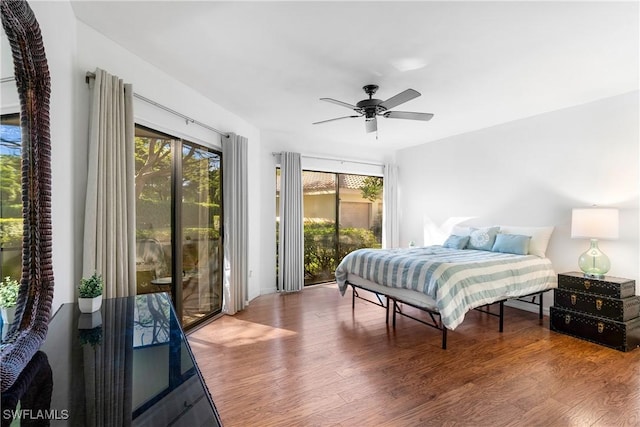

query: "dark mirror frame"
xmin=1 ymin=0 xmax=55 ymax=392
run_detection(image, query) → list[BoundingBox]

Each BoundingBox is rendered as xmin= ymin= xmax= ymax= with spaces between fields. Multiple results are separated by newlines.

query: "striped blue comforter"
xmin=335 ymin=246 xmax=557 ymax=330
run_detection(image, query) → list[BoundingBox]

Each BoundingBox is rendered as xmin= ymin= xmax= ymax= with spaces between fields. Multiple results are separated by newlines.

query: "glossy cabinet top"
xmin=1 ymin=293 xmax=222 ymax=426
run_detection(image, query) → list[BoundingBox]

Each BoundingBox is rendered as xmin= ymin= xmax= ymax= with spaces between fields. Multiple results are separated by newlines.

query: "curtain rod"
xmin=85 ymin=72 xmax=229 ymax=138
xmin=272 ymin=152 xmax=383 ymax=167
xmin=1 ymin=76 xmax=16 ymax=84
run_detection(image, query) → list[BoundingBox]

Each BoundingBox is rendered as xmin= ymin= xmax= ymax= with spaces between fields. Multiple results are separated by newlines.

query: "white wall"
xmin=0 ymin=1 xmax=79 ymax=312
xmin=1 ymin=1 xmax=264 ymax=312
xmin=10 ymin=2 xmax=637 ymax=314
xmin=396 ymin=92 xmax=640 ymax=298
xmin=73 ymin=18 xmax=264 ymax=305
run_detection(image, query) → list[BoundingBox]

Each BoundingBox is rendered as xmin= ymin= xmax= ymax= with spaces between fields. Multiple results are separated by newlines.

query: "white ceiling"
xmin=70 ymin=1 xmax=639 ymax=155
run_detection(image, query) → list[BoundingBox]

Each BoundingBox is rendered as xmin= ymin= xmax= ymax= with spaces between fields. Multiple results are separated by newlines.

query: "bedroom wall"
xmin=0 ymin=2 xmax=79 ymax=313
xmin=3 ymin=1 xmax=263 ymax=312
xmin=396 ymin=92 xmax=640 ymax=303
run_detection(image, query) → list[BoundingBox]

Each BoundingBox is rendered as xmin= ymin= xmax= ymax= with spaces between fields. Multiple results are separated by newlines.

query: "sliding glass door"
xmin=276 ymin=169 xmax=383 ymax=286
xmin=134 ymin=125 xmax=222 ymax=329
xmin=301 ymin=171 xmax=338 ymax=284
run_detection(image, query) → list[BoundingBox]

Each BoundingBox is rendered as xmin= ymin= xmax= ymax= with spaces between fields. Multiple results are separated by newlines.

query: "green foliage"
xmin=79 ymin=326 xmax=103 ymax=347
xmin=0 ymin=154 xmax=21 ymax=204
xmin=0 ymin=203 xmax=22 ymax=219
xmin=0 ymin=276 xmax=19 ymax=308
xmin=0 ymin=218 xmax=22 ymax=247
xmin=79 ymin=272 xmax=103 ymax=298
xmin=359 ymin=176 xmax=383 ymax=202
xmin=303 ymin=221 xmax=381 ymax=284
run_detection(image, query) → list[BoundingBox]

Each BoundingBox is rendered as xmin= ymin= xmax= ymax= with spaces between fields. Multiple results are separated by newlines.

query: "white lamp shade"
xmin=571 ymin=208 xmax=619 ymax=239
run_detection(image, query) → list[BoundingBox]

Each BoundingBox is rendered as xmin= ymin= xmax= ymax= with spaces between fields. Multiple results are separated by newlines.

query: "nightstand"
xmin=550 ymin=272 xmax=640 ymax=352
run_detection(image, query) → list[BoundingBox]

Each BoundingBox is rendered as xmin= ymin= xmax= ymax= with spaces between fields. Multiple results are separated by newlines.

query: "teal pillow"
xmin=466 ymin=226 xmax=500 ymax=251
xmin=492 ymin=233 xmax=531 ymax=255
xmin=442 ymin=235 xmax=470 ymax=249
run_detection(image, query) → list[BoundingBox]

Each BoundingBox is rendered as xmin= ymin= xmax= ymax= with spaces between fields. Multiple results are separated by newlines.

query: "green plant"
xmin=0 ymin=276 xmax=20 ymax=308
xmin=79 ymin=272 xmax=103 ymax=298
xmin=79 ymin=326 xmax=103 ymax=347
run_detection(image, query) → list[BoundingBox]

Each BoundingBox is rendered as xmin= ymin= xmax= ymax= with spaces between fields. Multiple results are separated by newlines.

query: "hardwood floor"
xmin=188 ymin=283 xmax=640 ymax=427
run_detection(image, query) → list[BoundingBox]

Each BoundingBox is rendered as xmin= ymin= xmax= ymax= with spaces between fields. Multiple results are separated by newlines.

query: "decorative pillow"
xmin=442 ymin=235 xmax=470 ymax=250
xmin=492 ymin=233 xmax=531 ymax=255
xmin=466 ymin=226 xmax=500 ymax=251
xmin=498 ymin=225 xmax=554 ymax=257
xmin=450 ymin=225 xmax=471 ymax=237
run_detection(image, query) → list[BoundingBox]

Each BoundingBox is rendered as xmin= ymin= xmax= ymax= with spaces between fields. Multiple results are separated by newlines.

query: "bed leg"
xmin=499 ymin=301 xmax=504 ymax=332
xmin=539 ymin=292 xmax=544 ymax=320
xmin=385 ymin=296 xmax=389 ymax=325
xmin=393 ymin=300 xmax=397 ymax=328
xmin=442 ymin=327 xmax=447 ymax=350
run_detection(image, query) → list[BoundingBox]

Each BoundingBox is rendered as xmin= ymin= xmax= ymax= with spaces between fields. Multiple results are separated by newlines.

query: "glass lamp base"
xmin=578 ymin=239 xmax=610 ymax=279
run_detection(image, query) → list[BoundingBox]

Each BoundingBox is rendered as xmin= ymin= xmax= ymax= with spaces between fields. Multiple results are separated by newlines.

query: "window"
xmin=0 ymin=113 xmax=21 ymax=282
xmin=276 ymin=169 xmax=383 ymax=285
xmin=134 ymin=124 xmax=223 ymax=329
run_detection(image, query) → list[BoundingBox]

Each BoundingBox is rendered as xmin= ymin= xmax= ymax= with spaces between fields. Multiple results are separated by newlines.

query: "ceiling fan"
xmin=313 ymin=84 xmax=434 ymax=133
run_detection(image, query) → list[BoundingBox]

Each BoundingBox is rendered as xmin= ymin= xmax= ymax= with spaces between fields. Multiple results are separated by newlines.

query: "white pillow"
xmin=498 ymin=225 xmax=554 ymax=258
xmin=450 ymin=225 xmax=471 ymax=237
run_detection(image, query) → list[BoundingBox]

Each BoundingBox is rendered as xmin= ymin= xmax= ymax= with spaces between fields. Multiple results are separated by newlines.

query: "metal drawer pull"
xmin=564 ymin=314 xmax=571 ymax=324
xmin=595 ymin=299 xmax=603 ymax=310
xmin=583 ymin=280 xmax=591 ymax=290
xmin=597 ymin=322 xmax=605 ymax=333
xmin=570 ymin=294 xmax=577 ymax=305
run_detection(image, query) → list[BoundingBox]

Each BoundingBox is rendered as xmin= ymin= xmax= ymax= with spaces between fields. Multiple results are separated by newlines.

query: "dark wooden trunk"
xmin=557 ymin=272 xmax=635 ymax=299
xmin=554 ymin=288 xmax=640 ymax=322
xmin=550 ymin=306 xmax=640 ymax=352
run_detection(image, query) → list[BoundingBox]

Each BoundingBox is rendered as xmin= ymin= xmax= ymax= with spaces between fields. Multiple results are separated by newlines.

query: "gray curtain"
xmin=82 ymin=68 xmax=136 ymax=298
xmin=222 ymin=133 xmax=248 ymax=314
xmin=278 ymin=152 xmax=304 ymax=292
xmin=382 ymin=163 xmax=399 ymax=248
xmin=79 ymin=298 xmax=133 ymax=426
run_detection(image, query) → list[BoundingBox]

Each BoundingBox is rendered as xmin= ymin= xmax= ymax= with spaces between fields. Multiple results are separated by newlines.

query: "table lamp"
xmin=571 ymin=208 xmax=619 ymax=278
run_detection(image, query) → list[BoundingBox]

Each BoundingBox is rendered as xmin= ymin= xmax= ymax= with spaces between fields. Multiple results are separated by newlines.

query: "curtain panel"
xmin=382 ymin=163 xmax=399 ymax=249
xmin=222 ymin=133 xmax=249 ymax=314
xmin=82 ymin=68 xmax=136 ymax=298
xmin=278 ymin=152 xmax=304 ymax=292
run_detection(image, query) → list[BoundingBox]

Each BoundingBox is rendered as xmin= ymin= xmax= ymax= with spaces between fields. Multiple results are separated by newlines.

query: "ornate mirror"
xmin=1 ymin=0 xmax=54 ymax=392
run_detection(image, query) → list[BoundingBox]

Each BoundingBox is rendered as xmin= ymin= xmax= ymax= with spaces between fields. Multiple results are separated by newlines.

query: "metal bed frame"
xmin=349 ymin=281 xmax=549 ymax=349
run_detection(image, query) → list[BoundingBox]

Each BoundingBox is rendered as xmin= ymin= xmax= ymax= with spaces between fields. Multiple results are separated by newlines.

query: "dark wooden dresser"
xmin=550 ymin=272 xmax=640 ymax=352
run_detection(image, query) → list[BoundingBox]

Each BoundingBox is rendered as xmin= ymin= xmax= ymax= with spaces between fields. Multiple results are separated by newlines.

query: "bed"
xmin=335 ymin=226 xmax=557 ymax=349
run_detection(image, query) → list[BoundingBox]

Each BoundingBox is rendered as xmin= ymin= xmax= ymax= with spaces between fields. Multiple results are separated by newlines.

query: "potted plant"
xmin=0 ymin=276 xmax=20 ymax=325
xmin=78 ymin=272 xmax=103 ymax=313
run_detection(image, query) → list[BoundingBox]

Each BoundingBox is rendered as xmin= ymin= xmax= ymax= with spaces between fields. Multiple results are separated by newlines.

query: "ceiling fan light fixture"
xmin=313 ymin=85 xmax=434 ymax=133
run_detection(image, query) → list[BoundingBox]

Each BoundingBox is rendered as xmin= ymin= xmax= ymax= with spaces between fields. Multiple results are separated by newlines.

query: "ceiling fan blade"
xmin=383 ymin=111 xmax=434 ymax=121
xmin=313 ymin=115 xmax=360 ymax=125
xmin=379 ymin=88 xmax=421 ymax=110
xmin=365 ymin=117 xmax=377 ymax=133
xmin=320 ymin=97 xmax=358 ymax=110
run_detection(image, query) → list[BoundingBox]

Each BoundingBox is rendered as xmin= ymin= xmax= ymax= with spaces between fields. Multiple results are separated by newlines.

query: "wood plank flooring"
xmin=188 ymin=283 xmax=640 ymax=427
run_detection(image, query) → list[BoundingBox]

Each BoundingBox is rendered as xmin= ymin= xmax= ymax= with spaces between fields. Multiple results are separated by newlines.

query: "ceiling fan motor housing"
xmin=313 ymin=84 xmax=432 ymax=131
xmin=357 ymin=100 xmax=386 ymax=119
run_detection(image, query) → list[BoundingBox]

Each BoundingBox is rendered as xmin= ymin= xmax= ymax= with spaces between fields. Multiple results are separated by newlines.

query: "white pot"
xmin=78 ymin=311 xmax=103 ymax=329
xmin=1 ymin=306 xmax=16 ymax=325
xmin=78 ymin=295 xmax=102 ymax=313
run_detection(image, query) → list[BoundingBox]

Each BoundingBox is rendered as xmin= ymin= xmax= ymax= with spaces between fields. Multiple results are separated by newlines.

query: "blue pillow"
xmin=442 ymin=235 xmax=470 ymax=249
xmin=466 ymin=226 xmax=500 ymax=251
xmin=492 ymin=233 xmax=531 ymax=255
